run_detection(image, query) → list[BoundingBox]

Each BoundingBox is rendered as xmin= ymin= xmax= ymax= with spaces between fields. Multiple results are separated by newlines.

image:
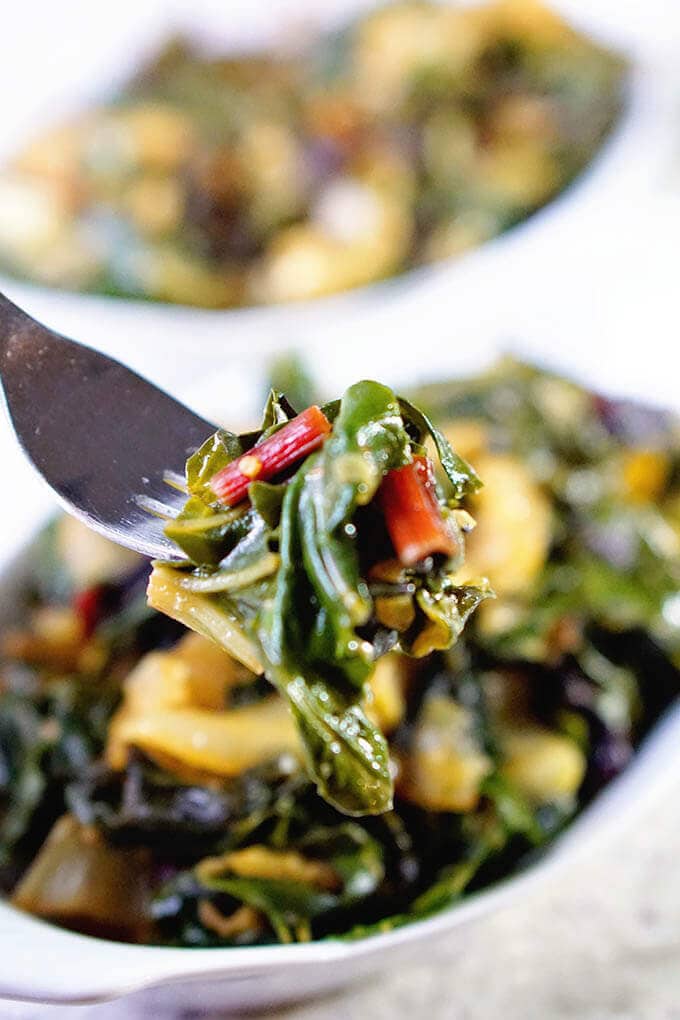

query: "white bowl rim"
xmin=0 ymin=14 xmax=675 ymax=1006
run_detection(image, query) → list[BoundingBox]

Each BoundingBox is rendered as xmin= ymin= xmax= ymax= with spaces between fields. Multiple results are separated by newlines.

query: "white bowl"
xmin=2 ymin=354 xmax=680 ymax=1011
xmin=0 ymin=2 xmax=673 ymax=403
xmin=0 ymin=524 xmax=678 ymax=1012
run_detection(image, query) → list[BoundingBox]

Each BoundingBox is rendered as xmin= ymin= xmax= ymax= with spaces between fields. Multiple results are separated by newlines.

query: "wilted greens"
xmin=0 ymin=2 xmax=625 ymax=307
xmin=1 ymin=359 xmax=679 ymax=948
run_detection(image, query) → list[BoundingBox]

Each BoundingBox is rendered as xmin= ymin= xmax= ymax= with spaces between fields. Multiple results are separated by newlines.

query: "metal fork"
xmin=0 ymin=292 xmax=215 ymax=560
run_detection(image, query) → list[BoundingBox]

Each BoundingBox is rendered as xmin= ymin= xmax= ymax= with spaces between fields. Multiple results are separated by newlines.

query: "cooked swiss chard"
xmin=0 ymin=2 xmax=625 ymax=307
xmin=2 ymin=359 xmax=679 ymax=949
xmin=148 ymin=381 xmax=491 ymax=816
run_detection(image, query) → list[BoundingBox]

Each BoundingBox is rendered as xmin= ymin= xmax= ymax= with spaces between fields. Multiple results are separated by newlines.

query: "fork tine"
xmin=0 ymin=292 xmax=215 ymax=559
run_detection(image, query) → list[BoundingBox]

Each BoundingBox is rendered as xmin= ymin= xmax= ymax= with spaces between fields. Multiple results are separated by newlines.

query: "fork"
xmin=0 ymin=292 xmax=215 ymax=560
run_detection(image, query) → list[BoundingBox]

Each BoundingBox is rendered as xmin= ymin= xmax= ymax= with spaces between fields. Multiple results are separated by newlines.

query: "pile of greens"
xmin=151 ymin=380 xmax=490 ymax=815
xmin=1 ymin=360 xmax=679 ymax=948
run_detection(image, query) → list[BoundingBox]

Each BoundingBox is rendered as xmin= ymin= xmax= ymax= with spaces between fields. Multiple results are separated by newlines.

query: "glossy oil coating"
xmin=0 ymin=293 xmax=213 ymax=559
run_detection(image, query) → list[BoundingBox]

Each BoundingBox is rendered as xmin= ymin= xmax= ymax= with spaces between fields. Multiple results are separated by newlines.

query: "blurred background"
xmin=1 ymin=2 xmax=680 ymax=1017
xmin=0 ymin=1 xmax=678 ymax=436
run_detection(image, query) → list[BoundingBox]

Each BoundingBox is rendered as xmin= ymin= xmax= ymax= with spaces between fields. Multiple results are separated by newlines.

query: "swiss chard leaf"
xmin=398 ymin=396 xmax=482 ymax=501
xmin=239 ymin=390 xmax=299 ymax=449
xmin=186 ymin=428 xmax=244 ymax=503
xmin=207 ymin=875 xmax=336 ymax=942
xmin=155 ymin=380 xmax=487 ymax=817
xmin=190 ymin=822 xmax=385 ymax=942
xmin=0 ymin=696 xmax=47 ymax=865
xmin=400 ymin=576 xmax=493 ymax=658
xmin=298 ymin=823 xmax=384 ymax=903
xmin=259 ymin=390 xmax=298 ymax=433
xmin=165 ymin=499 xmax=255 ymax=566
xmin=249 ymin=480 xmax=287 ymax=530
xmin=284 ymin=676 xmax=392 ymax=816
xmin=67 ymin=757 xmax=295 ymax=857
xmin=254 ymin=381 xmax=417 ymax=814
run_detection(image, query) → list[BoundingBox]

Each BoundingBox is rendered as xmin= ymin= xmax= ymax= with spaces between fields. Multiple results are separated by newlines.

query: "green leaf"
xmin=319 ymin=398 xmax=340 ymax=424
xmin=258 ymin=457 xmax=393 ymax=815
xmin=0 ymin=695 xmax=47 ymax=865
xmin=164 ymin=498 xmax=254 ymax=565
xmin=259 ymin=390 xmax=299 ymax=432
xmin=481 ymin=774 xmax=545 ymax=845
xmin=398 ymin=395 xmax=482 ymax=500
xmin=285 ymin=677 xmax=392 ymax=816
xmin=209 ymin=876 xmax=336 ymax=942
xmin=185 ymin=428 xmax=243 ymax=503
xmin=250 ymin=382 xmax=417 ymax=813
xmin=294 ymin=380 xmax=413 ymax=671
xmin=174 ymin=515 xmax=279 ymax=594
xmin=300 ymin=823 xmax=384 ymax=903
xmin=249 ymin=480 xmax=287 ymax=530
xmin=239 ymin=390 xmax=299 ymax=449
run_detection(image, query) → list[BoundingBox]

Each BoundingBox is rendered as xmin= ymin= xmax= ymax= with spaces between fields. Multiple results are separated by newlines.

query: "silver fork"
xmin=0 ymin=292 xmax=215 ymax=559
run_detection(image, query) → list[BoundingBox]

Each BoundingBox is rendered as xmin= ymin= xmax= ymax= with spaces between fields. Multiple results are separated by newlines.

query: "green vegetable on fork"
xmin=148 ymin=380 xmax=491 ymax=816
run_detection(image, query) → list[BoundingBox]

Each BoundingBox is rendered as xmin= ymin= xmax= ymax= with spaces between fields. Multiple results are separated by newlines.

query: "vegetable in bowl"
xmin=1 ymin=359 xmax=679 ymax=948
xmin=148 ymin=380 xmax=490 ymax=816
xmin=0 ymin=1 xmax=626 ymax=307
